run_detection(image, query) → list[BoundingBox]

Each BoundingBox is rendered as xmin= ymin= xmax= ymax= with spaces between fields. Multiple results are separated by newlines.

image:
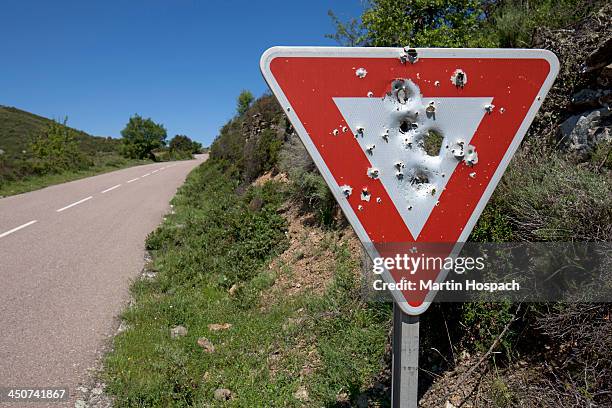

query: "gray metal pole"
xmin=391 ymin=302 xmax=420 ymax=408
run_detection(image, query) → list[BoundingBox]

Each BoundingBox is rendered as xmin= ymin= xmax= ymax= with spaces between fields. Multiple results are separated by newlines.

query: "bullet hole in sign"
xmin=410 ymin=168 xmax=430 ymax=185
xmin=423 ymin=129 xmax=444 ymax=156
xmin=367 ymin=167 xmax=380 ymax=179
xmin=464 ymin=145 xmax=478 ymax=166
xmin=382 ymin=130 xmax=389 ymax=142
xmin=400 ymin=47 xmax=418 ymax=64
xmin=425 ymin=102 xmax=436 ymax=119
xmin=341 ymin=185 xmax=353 ymax=197
xmin=361 ymin=189 xmax=371 ymax=202
xmin=451 ymin=69 xmax=467 ymax=88
xmin=356 ymin=68 xmax=367 ymax=78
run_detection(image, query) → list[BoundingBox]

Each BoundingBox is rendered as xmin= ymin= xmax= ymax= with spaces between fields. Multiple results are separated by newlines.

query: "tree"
xmin=325 ymin=10 xmax=367 ymax=46
xmin=330 ymin=0 xmax=494 ymax=48
xmin=236 ymin=90 xmax=254 ymax=115
xmin=169 ymin=135 xmax=203 ymax=154
xmin=120 ymin=114 xmax=167 ymax=159
xmin=169 ymin=135 xmax=194 ymax=152
xmin=191 ymin=141 xmax=203 ymax=154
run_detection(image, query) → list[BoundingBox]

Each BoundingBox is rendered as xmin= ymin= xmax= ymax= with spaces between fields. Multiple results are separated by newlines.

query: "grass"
xmin=103 ymin=159 xmax=390 ymax=407
xmin=0 ymin=154 xmax=149 ymax=197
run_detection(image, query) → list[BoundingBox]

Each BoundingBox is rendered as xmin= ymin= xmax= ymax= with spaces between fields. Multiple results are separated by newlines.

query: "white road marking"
xmin=141 ymin=173 xmax=151 ymax=178
xmin=127 ymin=177 xmax=139 ymax=183
xmin=101 ymin=184 xmax=121 ymax=194
xmin=151 ymin=170 xmax=159 ymax=174
xmin=0 ymin=220 xmax=38 ymax=239
xmin=56 ymin=196 xmax=93 ymax=213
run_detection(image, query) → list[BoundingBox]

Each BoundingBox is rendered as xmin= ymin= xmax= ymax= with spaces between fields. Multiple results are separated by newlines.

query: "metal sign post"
xmin=392 ymin=303 xmax=420 ymax=408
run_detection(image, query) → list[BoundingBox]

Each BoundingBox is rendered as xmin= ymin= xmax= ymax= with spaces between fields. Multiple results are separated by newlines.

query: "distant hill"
xmin=0 ymin=105 xmax=120 ymax=160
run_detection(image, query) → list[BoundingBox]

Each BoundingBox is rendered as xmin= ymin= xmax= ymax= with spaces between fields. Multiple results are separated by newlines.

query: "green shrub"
xmin=210 ymin=94 xmax=286 ymax=182
xmin=491 ymin=0 xmax=591 ymax=48
xmin=289 ymin=170 xmax=337 ymax=227
xmin=461 ymin=301 xmax=517 ymax=358
xmin=28 ymin=118 xmax=91 ymax=174
xmin=496 ymin=149 xmax=611 ymax=241
xmin=335 ymin=0 xmax=496 ymax=47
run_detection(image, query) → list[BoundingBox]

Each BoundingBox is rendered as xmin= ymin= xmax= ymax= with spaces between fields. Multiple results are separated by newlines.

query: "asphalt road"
xmin=0 ymin=155 xmax=206 ymax=406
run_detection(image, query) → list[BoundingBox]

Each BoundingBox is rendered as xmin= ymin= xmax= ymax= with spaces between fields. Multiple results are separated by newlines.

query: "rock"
xmin=116 ymin=321 xmax=130 ymax=334
xmin=91 ymin=387 xmax=103 ymax=395
xmin=213 ymin=388 xmax=232 ymax=401
xmin=294 ymin=386 xmax=309 ymax=401
xmin=142 ymin=270 xmax=156 ymax=279
xmin=571 ymin=89 xmax=612 ymax=110
xmin=355 ymin=393 xmax=369 ymax=408
xmin=202 ymin=371 xmax=211 ymax=382
xmin=445 ymin=401 xmax=457 ymax=408
xmin=170 ymin=325 xmax=188 ymax=338
xmin=197 ymin=337 xmax=215 ymax=353
xmin=208 ymin=323 xmax=232 ymax=331
xmin=76 ymin=386 xmax=88 ymax=393
xmin=75 ymin=400 xmax=87 ymax=408
xmin=0 ymin=149 xmax=4 ymax=155
xmin=585 ymin=37 xmax=612 ymax=72
xmin=459 ymin=350 xmax=471 ymax=361
xmin=598 ymin=63 xmax=612 ymax=87
xmin=228 ymin=284 xmax=238 ymax=296
xmin=561 ymin=108 xmax=612 ymax=158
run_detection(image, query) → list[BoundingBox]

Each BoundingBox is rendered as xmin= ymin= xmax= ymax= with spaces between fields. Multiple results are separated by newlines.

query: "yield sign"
xmin=261 ymin=47 xmax=559 ymax=315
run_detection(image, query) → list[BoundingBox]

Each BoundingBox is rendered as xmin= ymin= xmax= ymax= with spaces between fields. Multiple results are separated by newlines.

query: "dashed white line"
xmin=127 ymin=177 xmax=139 ymax=183
xmin=56 ymin=196 xmax=93 ymax=213
xmin=141 ymin=173 xmax=151 ymax=178
xmin=0 ymin=220 xmax=38 ymax=239
xmin=151 ymin=170 xmax=159 ymax=174
xmin=101 ymin=184 xmax=121 ymax=194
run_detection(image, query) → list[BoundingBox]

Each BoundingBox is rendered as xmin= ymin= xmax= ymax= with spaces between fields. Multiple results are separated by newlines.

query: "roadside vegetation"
xmin=104 ymin=160 xmax=389 ymax=406
xmin=105 ymin=1 xmax=611 ymax=406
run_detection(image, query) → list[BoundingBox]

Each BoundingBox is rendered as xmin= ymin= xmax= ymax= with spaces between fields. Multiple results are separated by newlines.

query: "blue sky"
xmin=0 ymin=1 xmax=365 ymax=145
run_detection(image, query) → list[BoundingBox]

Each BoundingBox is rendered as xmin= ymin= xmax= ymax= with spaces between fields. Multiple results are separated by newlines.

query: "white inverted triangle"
xmin=334 ymin=95 xmax=492 ymax=239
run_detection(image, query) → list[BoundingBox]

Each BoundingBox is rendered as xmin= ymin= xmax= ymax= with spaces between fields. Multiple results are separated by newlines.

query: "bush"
xmin=28 ymin=118 xmax=91 ymax=174
xmin=495 ymin=149 xmax=611 ymax=241
xmin=210 ymin=94 xmax=286 ymax=182
xmin=169 ymin=135 xmax=201 ymax=154
xmin=289 ymin=170 xmax=337 ymax=227
xmin=491 ymin=0 xmax=591 ymax=48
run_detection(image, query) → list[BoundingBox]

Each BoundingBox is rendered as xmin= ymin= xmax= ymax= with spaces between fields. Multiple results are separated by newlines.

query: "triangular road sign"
xmin=261 ymin=47 xmax=559 ymax=315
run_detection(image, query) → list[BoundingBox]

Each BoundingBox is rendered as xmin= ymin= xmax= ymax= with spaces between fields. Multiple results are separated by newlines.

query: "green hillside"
xmin=0 ymin=105 xmax=119 ymax=159
xmin=0 ymin=105 xmax=146 ymax=196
